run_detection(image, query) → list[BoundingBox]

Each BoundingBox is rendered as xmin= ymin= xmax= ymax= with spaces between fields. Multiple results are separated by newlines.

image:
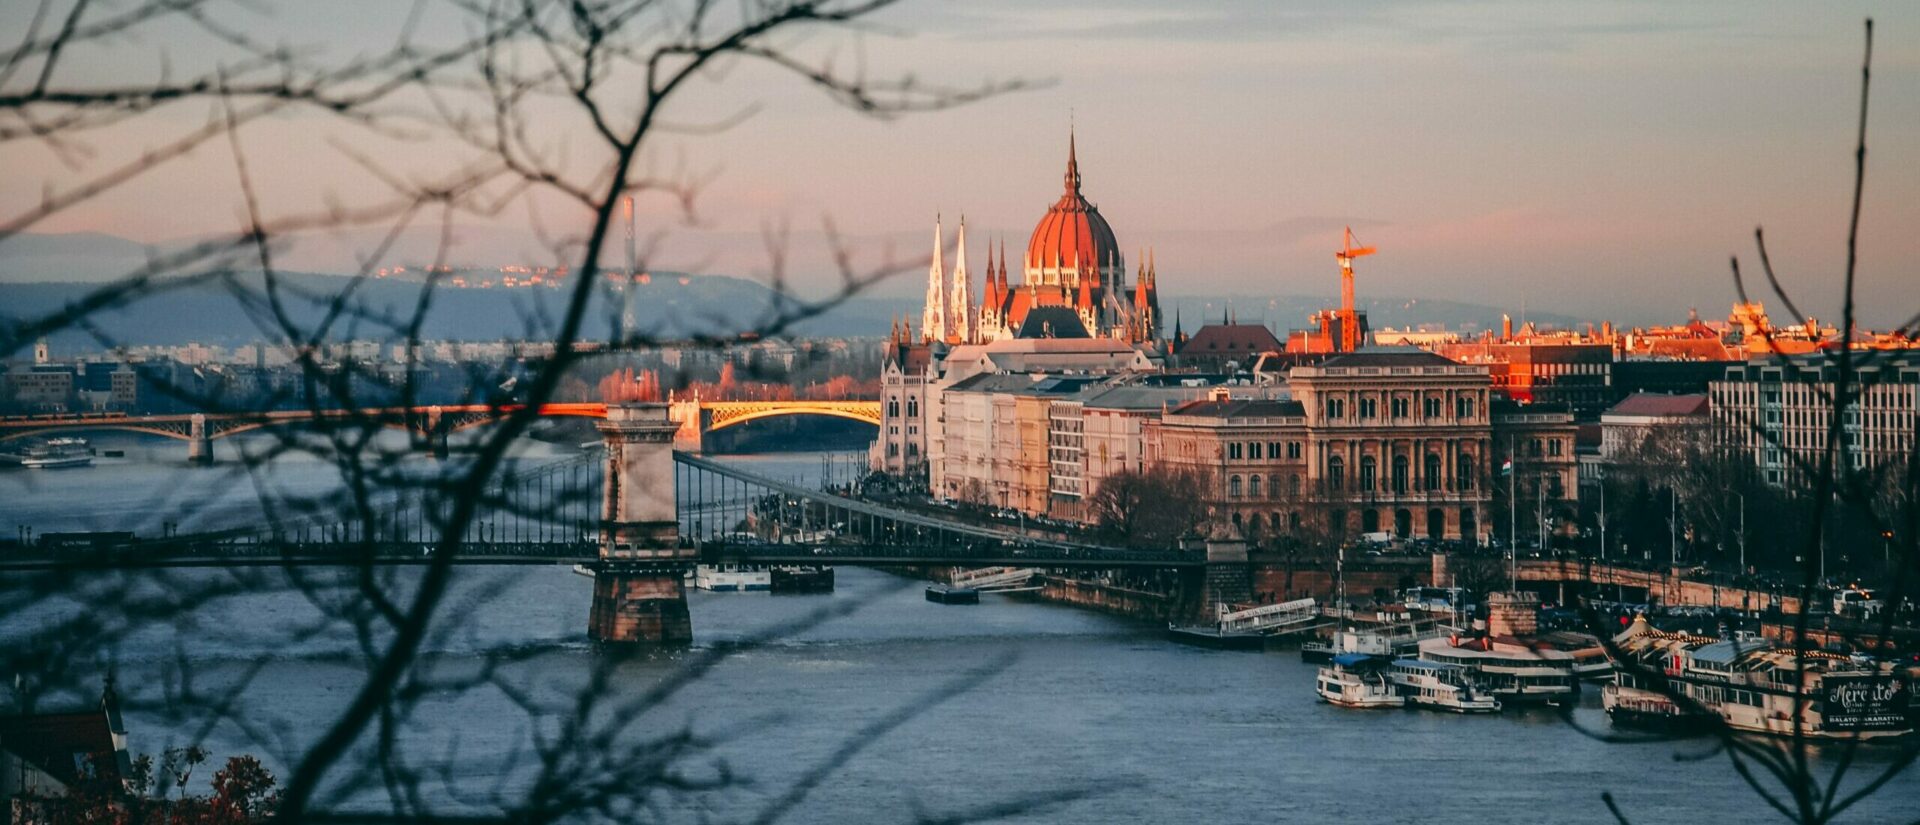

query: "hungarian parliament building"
xmin=913 ymin=131 xmax=1163 ymax=346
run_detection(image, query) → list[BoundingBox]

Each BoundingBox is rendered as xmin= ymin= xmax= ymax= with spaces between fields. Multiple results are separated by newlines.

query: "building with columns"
xmin=1151 ymin=348 xmax=1497 ymax=542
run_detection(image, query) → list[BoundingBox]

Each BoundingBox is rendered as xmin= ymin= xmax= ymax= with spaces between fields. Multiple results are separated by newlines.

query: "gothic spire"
xmin=922 ymin=215 xmax=947 ymax=343
xmin=1064 ymin=123 xmax=1081 ymax=194
xmin=950 ymin=215 xmax=973 ymax=343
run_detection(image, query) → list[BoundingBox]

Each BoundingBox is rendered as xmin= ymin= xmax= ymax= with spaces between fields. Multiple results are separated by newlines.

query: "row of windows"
xmin=1324 ymin=454 xmax=1477 ymax=492
xmin=1325 ymin=395 xmax=1476 ymax=421
xmin=885 ymin=397 xmax=920 ymax=418
xmin=1227 ymin=440 xmax=1305 ymax=461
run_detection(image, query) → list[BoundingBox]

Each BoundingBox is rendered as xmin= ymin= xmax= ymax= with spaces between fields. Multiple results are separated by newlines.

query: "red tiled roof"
xmin=1646 ymin=338 xmax=1734 ymax=360
xmin=1606 ymin=392 xmax=1709 ymax=418
xmin=1177 ymin=324 xmax=1283 ymax=355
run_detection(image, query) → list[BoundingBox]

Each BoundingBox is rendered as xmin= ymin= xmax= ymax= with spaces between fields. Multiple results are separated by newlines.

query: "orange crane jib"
xmin=1333 ymin=227 xmax=1376 ymax=352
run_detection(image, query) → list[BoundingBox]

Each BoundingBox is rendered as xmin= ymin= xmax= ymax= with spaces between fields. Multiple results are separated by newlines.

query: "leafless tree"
xmin=1566 ymin=20 xmax=1920 ymax=825
xmin=1086 ymin=463 xmax=1208 ymax=550
xmin=0 ymin=1 xmax=1061 ymax=822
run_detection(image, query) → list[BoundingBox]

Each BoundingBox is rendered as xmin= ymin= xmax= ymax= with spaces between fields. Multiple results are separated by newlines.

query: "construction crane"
xmin=1334 ymin=226 xmax=1377 ymax=352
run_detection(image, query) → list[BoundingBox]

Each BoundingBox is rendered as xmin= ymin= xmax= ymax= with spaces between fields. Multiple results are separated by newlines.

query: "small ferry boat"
xmin=1316 ymin=653 xmax=1406 ymax=709
xmin=694 ymin=563 xmax=771 ymax=592
xmin=1417 ymin=635 xmax=1578 ymax=705
xmin=1302 ymin=628 xmax=1399 ymax=664
xmin=926 ymin=584 xmax=980 ymax=605
xmin=1390 ymin=659 xmax=1501 ymax=713
xmin=770 ymin=565 xmax=834 ymax=593
xmin=1167 ymin=623 xmax=1265 ymax=650
xmin=21 ymin=437 xmax=93 ymax=469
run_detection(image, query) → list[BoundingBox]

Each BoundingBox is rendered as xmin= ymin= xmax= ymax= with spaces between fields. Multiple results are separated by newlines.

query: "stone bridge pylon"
xmin=588 ymin=402 xmax=696 ymax=644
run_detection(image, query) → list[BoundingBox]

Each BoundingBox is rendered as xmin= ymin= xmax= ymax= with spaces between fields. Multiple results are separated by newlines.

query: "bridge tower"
xmin=425 ymin=406 xmax=450 ymax=459
xmin=1196 ymin=524 xmax=1253 ymax=621
xmin=186 ymin=414 xmax=212 ymax=465
xmin=588 ymin=402 xmax=696 ymax=644
xmin=668 ymin=398 xmax=705 ymax=452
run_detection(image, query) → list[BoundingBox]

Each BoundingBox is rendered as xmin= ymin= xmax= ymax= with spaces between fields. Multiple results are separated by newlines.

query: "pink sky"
xmin=4 ymin=1 xmax=1916 ymax=326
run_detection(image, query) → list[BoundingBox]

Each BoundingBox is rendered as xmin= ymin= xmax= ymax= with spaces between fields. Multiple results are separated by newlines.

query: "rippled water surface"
xmin=3 ymin=439 xmax=1915 ymax=823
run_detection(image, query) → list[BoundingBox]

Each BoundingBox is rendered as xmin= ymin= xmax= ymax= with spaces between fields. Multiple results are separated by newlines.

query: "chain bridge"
xmin=4 ymin=403 xmax=1218 ymax=644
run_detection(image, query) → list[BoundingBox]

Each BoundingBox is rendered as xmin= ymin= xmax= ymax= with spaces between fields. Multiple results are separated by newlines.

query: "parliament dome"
xmin=1024 ymin=132 xmax=1122 ymax=287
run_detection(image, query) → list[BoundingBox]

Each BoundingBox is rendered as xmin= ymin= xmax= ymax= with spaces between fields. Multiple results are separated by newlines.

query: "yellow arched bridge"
xmin=669 ymin=399 xmax=881 ymax=449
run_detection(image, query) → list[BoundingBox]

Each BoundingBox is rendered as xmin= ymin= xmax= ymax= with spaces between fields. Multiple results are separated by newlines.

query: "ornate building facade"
xmin=921 ymin=131 xmax=1162 ymax=347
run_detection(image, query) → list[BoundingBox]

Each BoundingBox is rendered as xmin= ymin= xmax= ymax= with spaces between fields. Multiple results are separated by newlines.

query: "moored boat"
xmin=1417 ymin=635 xmax=1578 ymax=705
xmin=694 ymin=563 xmax=771 ymax=592
xmin=21 ymin=437 xmax=93 ymax=469
xmin=1390 ymin=658 xmax=1501 ymax=713
xmin=926 ymin=584 xmax=979 ymax=605
xmin=770 ymin=565 xmax=834 ymax=593
xmin=1604 ymin=615 xmax=1915 ymax=741
xmin=1316 ymin=653 xmax=1406 ymax=709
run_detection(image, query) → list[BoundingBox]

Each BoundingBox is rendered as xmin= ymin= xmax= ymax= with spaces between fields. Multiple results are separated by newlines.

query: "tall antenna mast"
xmin=621 ymin=196 xmax=637 ymax=342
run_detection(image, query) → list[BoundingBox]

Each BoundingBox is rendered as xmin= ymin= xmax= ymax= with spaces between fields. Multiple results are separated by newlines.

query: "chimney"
xmin=1486 ymin=591 xmax=1540 ymax=638
xmin=1501 ymin=314 xmax=1513 ymax=340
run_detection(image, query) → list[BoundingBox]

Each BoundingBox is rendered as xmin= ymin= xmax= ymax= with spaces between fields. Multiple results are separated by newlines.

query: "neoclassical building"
xmin=1152 ymin=348 xmax=1499 ymax=542
xmin=920 ymin=131 xmax=1162 ymax=347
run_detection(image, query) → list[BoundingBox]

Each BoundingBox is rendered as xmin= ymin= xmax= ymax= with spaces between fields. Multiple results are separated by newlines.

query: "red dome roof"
xmin=1025 ymin=132 xmax=1121 ymax=282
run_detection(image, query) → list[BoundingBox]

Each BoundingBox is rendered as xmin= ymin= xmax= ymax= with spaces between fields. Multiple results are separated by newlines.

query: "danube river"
xmin=3 ymin=435 xmax=1916 ymax=823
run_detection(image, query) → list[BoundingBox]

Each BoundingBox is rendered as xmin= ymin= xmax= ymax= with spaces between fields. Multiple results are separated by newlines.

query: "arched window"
xmin=1424 ymin=454 xmax=1442 ymax=491
xmin=1229 ymin=475 xmax=1243 ymax=498
xmin=887 ymin=396 xmax=900 ymax=417
xmin=1362 ymin=509 xmax=1381 ymax=533
xmin=1290 ymin=474 xmax=1302 ymax=497
xmin=1249 ymin=474 xmax=1263 ymax=499
xmin=1271 ymin=512 xmax=1284 ymax=532
xmin=1391 ymin=455 xmax=1409 ymax=494
xmin=1327 ymin=456 xmax=1345 ymax=490
xmin=1393 ymin=508 xmax=1412 ymax=538
xmin=906 ymin=398 xmax=918 ymax=418
xmin=1457 ymin=454 xmax=1475 ymax=491
xmin=1426 ymin=508 xmax=1444 ymax=540
xmin=1359 ymin=456 xmax=1377 ymax=491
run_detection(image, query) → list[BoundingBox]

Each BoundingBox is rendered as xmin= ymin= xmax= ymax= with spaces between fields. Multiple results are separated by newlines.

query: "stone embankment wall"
xmin=1250 ymin=555 xmax=1431 ymax=605
xmin=1023 ymin=575 xmax=1183 ymax=622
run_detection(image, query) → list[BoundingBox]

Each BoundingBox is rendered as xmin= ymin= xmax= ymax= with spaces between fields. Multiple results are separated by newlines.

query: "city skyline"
xmin=3 ymin=1 xmax=1916 ymax=327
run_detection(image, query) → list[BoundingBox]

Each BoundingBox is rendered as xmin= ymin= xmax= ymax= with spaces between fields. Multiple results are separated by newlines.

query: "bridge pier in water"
xmin=186 ymin=413 xmax=212 ymax=465
xmin=588 ymin=402 xmax=696 ymax=645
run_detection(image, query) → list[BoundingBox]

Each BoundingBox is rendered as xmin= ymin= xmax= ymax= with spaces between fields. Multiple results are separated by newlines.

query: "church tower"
xmin=949 ymin=216 xmax=974 ymax=344
xmin=922 ymin=216 xmax=947 ymax=343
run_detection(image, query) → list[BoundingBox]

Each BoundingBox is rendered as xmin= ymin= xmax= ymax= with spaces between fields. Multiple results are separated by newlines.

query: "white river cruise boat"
xmin=21 ymin=437 xmax=93 ymax=469
xmin=1416 ymin=635 xmax=1578 ymax=705
xmin=1390 ymin=659 xmax=1500 ymax=713
xmin=693 ymin=563 xmax=771 ymax=592
xmin=1604 ymin=615 xmax=1914 ymax=741
xmin=1316 ymin=653 xmax=1406 ymax=709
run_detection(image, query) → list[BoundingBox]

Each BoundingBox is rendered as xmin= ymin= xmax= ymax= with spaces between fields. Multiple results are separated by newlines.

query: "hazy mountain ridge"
xmin=2 ymin=233 xmax=1580 ymax=349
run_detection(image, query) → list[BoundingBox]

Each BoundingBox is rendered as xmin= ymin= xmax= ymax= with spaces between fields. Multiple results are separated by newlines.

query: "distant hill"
xmin=0 ymin=232 xmax=158 ymax=283
xmin=0 ymin=270 xmax=917 ymax=350
xmin=1 ymin=231 xmax=1583 ymax=349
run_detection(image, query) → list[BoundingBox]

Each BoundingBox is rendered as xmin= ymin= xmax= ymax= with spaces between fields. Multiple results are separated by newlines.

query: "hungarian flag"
xmin=1500 ymin=459 xmax=1513 ymax=476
